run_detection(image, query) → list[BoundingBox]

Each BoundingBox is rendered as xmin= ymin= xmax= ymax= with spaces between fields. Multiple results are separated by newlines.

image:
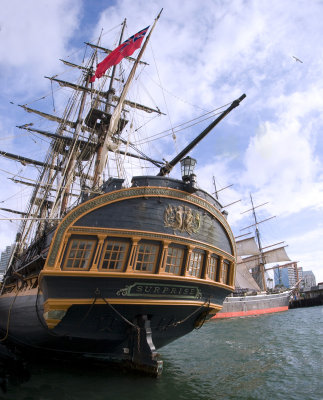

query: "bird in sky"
xmin=292 ymin=55 xmax=303 ymax=63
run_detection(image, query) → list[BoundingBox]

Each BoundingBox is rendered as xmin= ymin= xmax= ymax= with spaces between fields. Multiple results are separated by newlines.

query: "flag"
xmin=90 ymin=26 xmax=150 ymax=83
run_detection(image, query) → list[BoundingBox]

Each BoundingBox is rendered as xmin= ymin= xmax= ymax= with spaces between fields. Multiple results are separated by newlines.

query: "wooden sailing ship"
xmin=213 ymin=194 xmax=292 ymax=319
xmin=0 ymin=15 xmax=246 ymax=375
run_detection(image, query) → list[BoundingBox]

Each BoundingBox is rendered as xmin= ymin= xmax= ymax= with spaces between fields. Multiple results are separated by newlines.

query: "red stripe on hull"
xmin=211 ymin=305 xmax=289 ymax=319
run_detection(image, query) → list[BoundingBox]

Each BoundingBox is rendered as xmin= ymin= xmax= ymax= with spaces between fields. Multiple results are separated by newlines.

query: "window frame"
xmin=62 ymin=238 xmax=97 ymax=271
xmin=98 ymin=238 xmax=130 ymax=272
xmin=207 ymin=254 xmax=219 ymax=281
xmin=132 ymin=240 xmax=160 ymax=274
xmin=163 ymin=245 xmax=185 ymax=276
xmin=186 ymin=249 xmax=204 ymax=278
xmin=221 ymin=260 xmax=230 ymax=284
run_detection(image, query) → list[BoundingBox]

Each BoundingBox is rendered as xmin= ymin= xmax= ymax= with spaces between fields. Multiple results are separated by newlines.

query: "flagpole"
xmin=113 ymin=9 xmax=163 ymax=108
xmin=93 ymin=10 xmax=163 ymax=187
xmin=106 ymin=18 xmax=127 ymax=109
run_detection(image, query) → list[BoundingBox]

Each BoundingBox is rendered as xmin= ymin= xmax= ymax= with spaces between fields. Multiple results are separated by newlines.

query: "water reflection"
xmin=1 ymin=307 xmax=321 ymax=400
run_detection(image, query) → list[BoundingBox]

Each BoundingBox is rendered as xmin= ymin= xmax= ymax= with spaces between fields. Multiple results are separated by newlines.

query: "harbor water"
xmin=1 ymin=306 xmax=322 ymax=400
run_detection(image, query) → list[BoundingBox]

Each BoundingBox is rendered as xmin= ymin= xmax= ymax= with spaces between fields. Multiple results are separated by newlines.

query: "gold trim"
xmin=91 ymin=238 xmax=104 ymax=270
xmin=56 ymin=233 xmax=71 ymax=270
xmin=68 ymin=227 xmax=235 ymax=262
xmin=43 ymin=297 xmax=223 ymax=329
xmin=39 ymin=269 xmax=234 ymax=291
xmin=46 ymin=319 xmax=62 ymax=329
xmin=45 ymin=186 xmax=236 ymax=268
xmin=44 ymin=297 xmax=222 ymax=309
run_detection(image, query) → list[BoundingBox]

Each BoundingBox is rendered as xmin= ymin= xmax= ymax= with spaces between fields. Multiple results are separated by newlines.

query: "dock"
xmin=289 ymin=283 xmax=323 ymax=309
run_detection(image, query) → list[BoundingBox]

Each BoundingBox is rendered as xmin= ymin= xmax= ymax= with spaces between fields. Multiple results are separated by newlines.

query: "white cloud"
xmin=0 ymin=0 xmax=81 ymax=96
xmin=1 ymin=0 xmax=323 ymax=284
xmin=241 ymin=85 xmax=323 ymax=216
xmin=286 ymin=226 xmax=323 ymax=283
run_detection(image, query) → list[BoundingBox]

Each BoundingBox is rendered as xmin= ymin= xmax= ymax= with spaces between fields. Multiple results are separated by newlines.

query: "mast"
xmin=18 ymin=126 xmax=163 ymax=165
xmin=250 ymin=193 xmax=267 ymax=291
xmin=58 ymin=69 xmax=92 ymax=215
xmin=44 ymin=77 xmax=163 ymax=114
xmin=10 ymin=48 xmax=98 ymax=250
xmin=92 ymin=10 xmax=163 ymax=187
xmin=2 ymin=15 xmax=172 ymax=273
xmin=212 ymin=176 xmax=219 ymax=199
xmin=92 ymin=18 xmax=127 ymax=187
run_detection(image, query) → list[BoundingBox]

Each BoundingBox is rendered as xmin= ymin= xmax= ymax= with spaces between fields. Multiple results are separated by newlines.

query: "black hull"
xmin=0 ymin=279 xmax=229 ymax=374
xmin=1 ymin=177 xmax=236 ymax=375
xmin=0 ymin=297 xmax=210 ymax=354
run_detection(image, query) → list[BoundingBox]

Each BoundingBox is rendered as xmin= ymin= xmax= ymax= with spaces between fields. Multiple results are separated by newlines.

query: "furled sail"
xmin=19 ymin=105 xmax=75 ymax=128
xmin=45 ymin=77 xmax=163 ymax=115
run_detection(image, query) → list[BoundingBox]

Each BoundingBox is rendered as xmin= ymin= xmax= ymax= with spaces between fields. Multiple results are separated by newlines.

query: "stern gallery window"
xmin=134 ymin=243 xmax=159 ymax=272
xmin=100 ymin=240 xmax=129 ymax=271
xmin=64 ymin=239 xmax=96 ymax=270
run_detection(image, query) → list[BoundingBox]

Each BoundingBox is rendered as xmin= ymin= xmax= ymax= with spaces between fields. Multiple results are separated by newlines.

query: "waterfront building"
xmin=302 ymin=271 xmax=316 ymax=289
xmin=0 ymin=245 xmax=14 ymax=274
xmin=274 ymin=262 xmax=300 ymax=288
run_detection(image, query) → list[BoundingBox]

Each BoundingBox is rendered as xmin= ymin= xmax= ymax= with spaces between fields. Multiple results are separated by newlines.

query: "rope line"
xmin=0 ymin=289 xmax=19 ymax=342
xmin=134 ymin=109 xmax=225 ymax=145
xmin=169 ymin=298 xmax=211 ymax=328
xmin=99 ymin=291 xmax=138 ymax=329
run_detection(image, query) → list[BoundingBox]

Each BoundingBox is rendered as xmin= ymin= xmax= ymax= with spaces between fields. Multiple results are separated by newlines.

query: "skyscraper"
xmin=0 ymin=245 xmax=14 ymax=274
xmin=302 ymin=271 xmax=316 ymax=289
xmin=274 ymin=262 xmax=300 ymax=288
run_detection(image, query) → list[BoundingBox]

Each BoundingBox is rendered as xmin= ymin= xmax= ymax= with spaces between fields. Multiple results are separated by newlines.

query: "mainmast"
xmin=92 ymin=10 xmax=163 ymax=187
xmin=250 ymin=193 xmax=267 ymax=291
xmin=52 ymin=51 xmax=95 ymax=217
xmin=239 ymin=194 xmax=291 ymax=291
xmin=92 ymin=18 xmax=127 ymax=187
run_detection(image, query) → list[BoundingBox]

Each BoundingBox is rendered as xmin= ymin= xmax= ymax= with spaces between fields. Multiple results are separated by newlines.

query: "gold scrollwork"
xmin=116 ymin=286 xmax=131 ymax=296
xmin=47 ymin=187 xmax=232 ymax=267
xmin=164 ymin=205 xmax=201 ymax=234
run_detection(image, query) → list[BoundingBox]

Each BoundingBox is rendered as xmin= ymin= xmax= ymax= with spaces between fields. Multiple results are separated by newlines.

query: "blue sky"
xmin=0 ymin=0 xmax=322 ymax=283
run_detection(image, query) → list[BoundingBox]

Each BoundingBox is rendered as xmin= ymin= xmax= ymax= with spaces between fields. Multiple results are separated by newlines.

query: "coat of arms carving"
xmin=164 ymin=205 xmax=201 ymax=234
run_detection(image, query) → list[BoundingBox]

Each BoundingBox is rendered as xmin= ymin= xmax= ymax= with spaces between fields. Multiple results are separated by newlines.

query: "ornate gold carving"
xmin=164 ymin=205 xmax=201 ymax=234
xmin=47 ymin=186 xmax=234 ymax=267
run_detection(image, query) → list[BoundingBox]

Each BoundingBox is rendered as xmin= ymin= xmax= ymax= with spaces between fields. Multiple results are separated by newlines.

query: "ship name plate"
xmin=116 ymin=282 xmax=202 ymax=299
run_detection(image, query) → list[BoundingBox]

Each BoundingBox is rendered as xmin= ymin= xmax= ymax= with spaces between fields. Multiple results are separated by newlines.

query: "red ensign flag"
xmin=90 ymin=26 xmax=149 ymax=83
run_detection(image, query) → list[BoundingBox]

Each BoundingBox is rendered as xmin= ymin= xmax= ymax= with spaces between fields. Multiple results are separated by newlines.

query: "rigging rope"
xmin=99 ymin=290 xmax=139 ymax=329
xmin=142 ymin=69 xmax=211 ymax=113
xmin=132 ymin=108 xmax=224 ymax=146
xmin=50 ymin=80 xmax=56 ymax=112
xmin=150 ymin=44 xmax=178 ymax=152
xmin=168 ymin=298 xmax=211 ymax=328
